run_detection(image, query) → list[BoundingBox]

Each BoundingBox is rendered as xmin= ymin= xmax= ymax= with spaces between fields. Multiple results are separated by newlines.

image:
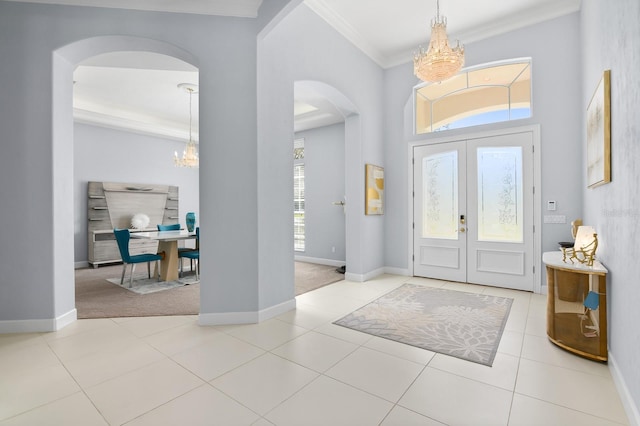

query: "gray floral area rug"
xmin=334 ymin=283 xmax=513 ymax=366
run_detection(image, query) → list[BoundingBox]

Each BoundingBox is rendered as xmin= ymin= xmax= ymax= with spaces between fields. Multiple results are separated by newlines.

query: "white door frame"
xmin=407 ymin=125 xmax=542 ymax=293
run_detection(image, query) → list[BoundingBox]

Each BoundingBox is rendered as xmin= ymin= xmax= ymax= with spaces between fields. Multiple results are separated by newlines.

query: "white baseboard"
xmin=259 ymin=299 xmax=297 ymax=321
xmin=0 ymin=308 xmax=77 ymax=333
xmin=294 ymin=256 xmax=344 ymax=267
xmin=0 ymin=319 xmax=55 ymax=334
xmin=198 ymin=298 xmax=296 ymax=326
xmin=56 ymin=309 xmax=78 ymax=330
xmin=384 ymin=266 xmax=409 ymax=276
xmin=345 ymin=267 xmax=386 ymax=283
xmin=75 ymin=261 xmax=89 ymax=269
xmin=363 ymin=267 xmax=386 ymax=281
xmin=198 ymin=311 xmax=257 ymax=325
xmin=344 ymin=272 xmax=363 ymax=282
xmin=609 ymin=351 xmax=640 ymax=426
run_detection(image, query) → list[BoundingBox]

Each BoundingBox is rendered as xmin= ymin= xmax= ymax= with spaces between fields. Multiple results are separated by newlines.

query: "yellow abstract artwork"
xmin=365 ymin=164 xmax=384 ymax=215
xmin=586 ymin=70 xmax=611 ymax=188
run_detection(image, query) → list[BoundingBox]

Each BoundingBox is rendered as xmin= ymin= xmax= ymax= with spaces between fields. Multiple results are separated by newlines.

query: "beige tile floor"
xmin=0 ymin=275 xmax=630 ymax=425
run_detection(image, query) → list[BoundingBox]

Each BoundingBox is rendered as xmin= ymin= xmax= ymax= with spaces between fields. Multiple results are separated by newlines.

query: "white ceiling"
xmin=21 ymin=0 xmax=581 ymax=139
xmin=74 ymin=52 xmax=199 ymax=141
xmin=306 ymin=0 xmax=580 ymax=69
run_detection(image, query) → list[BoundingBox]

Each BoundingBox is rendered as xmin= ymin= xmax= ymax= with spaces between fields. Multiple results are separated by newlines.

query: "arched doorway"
xmin=292 ymin=81 xmax=360 ymax=281
xmin=72 ymin=51 xmax=200 ymax=316
xmin=52 ymin=36 xmax=199 ymax=326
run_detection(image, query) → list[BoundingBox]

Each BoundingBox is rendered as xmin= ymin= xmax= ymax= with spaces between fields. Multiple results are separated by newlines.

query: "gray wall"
xmin=0 ymin=0 xmax=290 ymax=326
xmin=257 ymin=2 xmax=385 ymax=293
xmin=581 ymin=0 xmax=640 ymax=420
xmin=2 ymin=2 xmax=638 ymax=417
xmin=383 ymin=13 xmax=584 ymax=285
xmin=295 ymin=123 xmax=346 ymax=264
xmin=73 ymin=123 xmax=200 ymax=265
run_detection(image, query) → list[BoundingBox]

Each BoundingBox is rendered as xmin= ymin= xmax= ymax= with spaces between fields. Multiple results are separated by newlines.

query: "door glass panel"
xmin=477 ymin=147 xmax=523 ymax=242
xmin=422 ymin=150 xmax=458 ymax=239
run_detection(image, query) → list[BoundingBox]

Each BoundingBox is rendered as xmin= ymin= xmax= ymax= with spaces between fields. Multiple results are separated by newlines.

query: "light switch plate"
xmin=547 ymin=200 xmax=557 ymax=211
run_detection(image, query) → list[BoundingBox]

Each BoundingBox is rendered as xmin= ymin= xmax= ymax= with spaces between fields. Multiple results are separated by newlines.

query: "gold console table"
xmin=543 ymin=251 xmax=608 ymax=361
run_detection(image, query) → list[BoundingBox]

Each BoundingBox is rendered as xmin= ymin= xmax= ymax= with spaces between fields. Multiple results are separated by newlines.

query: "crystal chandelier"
xmin=413 ymin=0 xmax=464 ymax=83
xmin=174 ymin=83 xmax=199 ymax=168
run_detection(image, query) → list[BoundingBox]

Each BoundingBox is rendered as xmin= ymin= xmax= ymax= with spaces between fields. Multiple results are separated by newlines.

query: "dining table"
xmin=130 ymin=229 xmax=197 ymax=281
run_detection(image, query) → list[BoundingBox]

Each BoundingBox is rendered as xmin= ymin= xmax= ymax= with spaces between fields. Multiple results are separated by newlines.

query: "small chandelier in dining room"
xmin=174 ymin=83 xmax=199 ymax=168
xmin=413 ymin=0 xmax=465 ymax=83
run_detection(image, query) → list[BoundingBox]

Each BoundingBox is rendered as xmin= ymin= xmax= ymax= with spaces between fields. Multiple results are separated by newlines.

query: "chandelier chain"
xmin=189 ymin=88 xmax=193 ymax=143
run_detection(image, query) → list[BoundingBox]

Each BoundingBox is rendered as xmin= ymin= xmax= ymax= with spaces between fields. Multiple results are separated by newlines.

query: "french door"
xmin=413 ymin=132 xmax=535 ymax=291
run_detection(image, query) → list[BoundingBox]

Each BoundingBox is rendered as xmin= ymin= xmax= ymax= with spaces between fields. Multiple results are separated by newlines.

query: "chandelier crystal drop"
xmin=413 ymin=0 xmax=464 ymax=83
xmin=174 ymin=83 xmax=199 ymax=168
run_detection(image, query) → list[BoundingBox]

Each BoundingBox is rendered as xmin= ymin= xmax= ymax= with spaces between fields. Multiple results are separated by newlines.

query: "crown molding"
xmin=74 ymin=108 xmax=199 ymax=143
xmin=304 ymin=0 xmax=386 ymax=67
xmin=2 ymin=0 xmax=263 ymax=17
xmin=455 ymin=0 xmax=581 ymax=47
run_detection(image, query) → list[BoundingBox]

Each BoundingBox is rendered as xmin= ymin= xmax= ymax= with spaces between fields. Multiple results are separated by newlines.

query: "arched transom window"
xmin=414 ymin=59 xmax=531 ymax=134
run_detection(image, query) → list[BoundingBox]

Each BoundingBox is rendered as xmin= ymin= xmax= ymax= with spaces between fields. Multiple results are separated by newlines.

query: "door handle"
xmin=459 ymin=227 xmax=466 ymax=232
xmin=333 ymin=199 xmax=346 ymax=214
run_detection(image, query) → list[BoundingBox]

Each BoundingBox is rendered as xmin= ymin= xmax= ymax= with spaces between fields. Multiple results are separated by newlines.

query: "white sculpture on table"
xmin=130 ymin=213 xmax=150 ymax=230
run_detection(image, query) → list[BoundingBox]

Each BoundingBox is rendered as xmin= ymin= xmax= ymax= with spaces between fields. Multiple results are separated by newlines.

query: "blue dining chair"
xmin=114 ymin=228 xmax=162 ymax=288
xmin=178 ymin=227 xmax=199 ymax=280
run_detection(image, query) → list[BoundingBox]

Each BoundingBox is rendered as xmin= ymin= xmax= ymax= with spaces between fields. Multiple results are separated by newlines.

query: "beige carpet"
xmin=74 ymin=264 xmax=200 ymax=319
xmin=75 ymin=261 xmax=344 ymax=319
xmin=294 ymin=261 xmax=345 ymax=296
